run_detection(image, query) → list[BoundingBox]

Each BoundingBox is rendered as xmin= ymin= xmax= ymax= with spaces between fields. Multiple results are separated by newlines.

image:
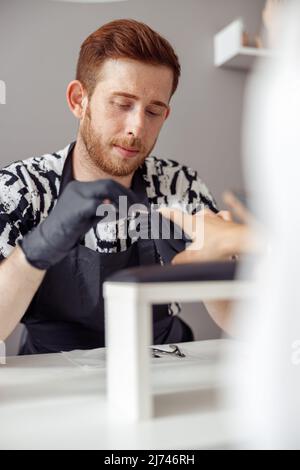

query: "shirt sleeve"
xmin=184 ymin=166 xmax=218 ymax=214
xmin=0 ymin=165 xmax=34 ymax=261
xmin=160 ymin=160 xmax=218 ymax=214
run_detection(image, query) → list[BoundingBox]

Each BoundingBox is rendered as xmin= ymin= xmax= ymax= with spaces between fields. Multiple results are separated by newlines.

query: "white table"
xmin=0 ymin=339 xmax=244 ymax=450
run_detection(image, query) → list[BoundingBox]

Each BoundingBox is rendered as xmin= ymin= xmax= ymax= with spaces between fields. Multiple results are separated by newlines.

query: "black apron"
xmin=20 ymin=144 xmax=193 ymax=354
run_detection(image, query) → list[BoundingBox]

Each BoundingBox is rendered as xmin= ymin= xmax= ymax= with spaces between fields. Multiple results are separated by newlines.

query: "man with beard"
xmin=0 ymin=19 xmax=220 ymax=354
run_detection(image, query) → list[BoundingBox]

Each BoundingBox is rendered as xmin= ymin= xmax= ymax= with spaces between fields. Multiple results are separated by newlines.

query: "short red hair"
xmin=76 ymin=19 xmax=181 ymax=99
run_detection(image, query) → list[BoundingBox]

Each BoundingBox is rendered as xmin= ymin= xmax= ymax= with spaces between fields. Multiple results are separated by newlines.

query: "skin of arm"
xmin=159 ymin=207 xmax=258 ymax=263
xmin=0 ymin=246 xmax=46 ymax=341
xmin=159 ymin=207 xmax=260 ymax=333
xmin=263 ymin=0 xmax=286 ymax=47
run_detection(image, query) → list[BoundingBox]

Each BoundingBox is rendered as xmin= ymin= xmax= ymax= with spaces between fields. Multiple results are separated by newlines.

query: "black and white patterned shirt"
xmin=0 ymin=143 xmax=217 ymax=261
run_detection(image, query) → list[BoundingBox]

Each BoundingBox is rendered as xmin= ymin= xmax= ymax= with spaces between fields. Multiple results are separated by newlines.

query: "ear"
xmin=66 ymin=80 xmax=88 ymax=119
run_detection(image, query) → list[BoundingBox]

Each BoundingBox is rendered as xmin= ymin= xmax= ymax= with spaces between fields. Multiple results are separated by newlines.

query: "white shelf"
xmin=214 ymin=18 xmax=273 ymax=71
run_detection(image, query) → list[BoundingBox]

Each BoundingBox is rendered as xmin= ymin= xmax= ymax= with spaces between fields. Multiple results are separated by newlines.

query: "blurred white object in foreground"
xmin=228 ymin=0 xmax=300 ymax=449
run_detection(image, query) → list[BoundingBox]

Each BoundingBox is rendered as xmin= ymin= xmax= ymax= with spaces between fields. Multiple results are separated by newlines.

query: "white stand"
xmin=104 ymin=279 xmax=253 ymax=422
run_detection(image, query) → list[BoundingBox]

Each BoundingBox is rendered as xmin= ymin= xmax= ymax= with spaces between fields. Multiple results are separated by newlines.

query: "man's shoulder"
xmin=0 ymin=143 xmax=72 ymax=225
xmin=143 ymin=155 xmax=217 ymax=211
xmin=0 ymin=143 xmax=71 ymax=185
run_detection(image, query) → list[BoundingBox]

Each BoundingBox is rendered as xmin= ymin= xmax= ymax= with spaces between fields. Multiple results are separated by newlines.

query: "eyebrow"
xmin=111 ymin=92 xmax=169 ymax=110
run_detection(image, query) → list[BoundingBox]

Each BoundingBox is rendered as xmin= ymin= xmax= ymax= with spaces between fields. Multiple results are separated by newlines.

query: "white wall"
xmin=0 ymin=0 xmax=265 ymax=353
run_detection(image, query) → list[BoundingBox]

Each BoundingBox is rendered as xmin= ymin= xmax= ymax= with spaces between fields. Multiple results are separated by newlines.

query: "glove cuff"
xmin=19 ymin=224 xmax=68 ymax=270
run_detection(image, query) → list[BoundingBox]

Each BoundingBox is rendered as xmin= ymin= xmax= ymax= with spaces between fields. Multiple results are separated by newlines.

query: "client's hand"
xmin=159 ymin=207 xmax=248 ymax=264
xmin=263 ymin=0 xmax=286 ymax=47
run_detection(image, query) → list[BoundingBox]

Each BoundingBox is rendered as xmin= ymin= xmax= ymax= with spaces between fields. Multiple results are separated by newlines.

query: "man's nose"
xmin=126 ymin=108 xmax=145 ymax=139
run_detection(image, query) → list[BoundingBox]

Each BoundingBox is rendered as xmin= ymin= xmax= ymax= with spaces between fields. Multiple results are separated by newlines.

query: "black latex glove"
xmin=19 ymin=179 xmax=137 ymax=270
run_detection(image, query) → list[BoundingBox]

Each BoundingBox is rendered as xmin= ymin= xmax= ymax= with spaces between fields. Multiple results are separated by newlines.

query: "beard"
xmin=80 ymin=106 xmax=155 ymax=177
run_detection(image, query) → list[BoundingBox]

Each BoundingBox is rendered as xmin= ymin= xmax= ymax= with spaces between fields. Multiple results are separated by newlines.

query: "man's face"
xmin=80 ymin=58 xmax=173 ymax=177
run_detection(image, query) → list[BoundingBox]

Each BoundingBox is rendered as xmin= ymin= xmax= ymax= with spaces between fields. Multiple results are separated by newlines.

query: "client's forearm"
xmin=204 ymin=300 xmax=233 ymax=334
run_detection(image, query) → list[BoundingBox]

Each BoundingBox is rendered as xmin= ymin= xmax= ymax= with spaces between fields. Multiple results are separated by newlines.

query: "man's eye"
xmin=146 ymin=110 xmax=161 ymax=117
xmin=114 ymin=102 xmax=131 ymax=109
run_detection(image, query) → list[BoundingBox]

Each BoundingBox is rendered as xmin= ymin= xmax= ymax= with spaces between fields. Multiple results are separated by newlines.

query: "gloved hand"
xmin=19 ymin=179 xmax=137 ymax=270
